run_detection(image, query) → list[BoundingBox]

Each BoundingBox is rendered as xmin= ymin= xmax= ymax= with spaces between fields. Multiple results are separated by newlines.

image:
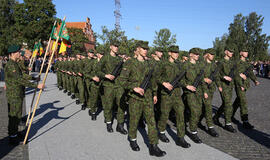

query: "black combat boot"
xmin=63 ymin=89 xmax=67 ymax=93
xmin=213 ymin=115 xmax=222 ymax=126
xmin=59 ymin=86 xmax=63 ymax=90
xmin=106 ymin=123 xmax=113 ymax=133
xmin=158 ymin=133 xmax=170 ymax=143
xmin=129 ymin=140 xmax=140 ymax=151
xmin=176 ymin=137 xmax=191 ymax=148
xmin=224 ymin=124 xmax=237 ymax=133
xmin=189 ymin=133 xmax=202 ymax=144
xmin=208 ymin=128 xmax=219 ymax=137
xmin=149 ymin=144 xmax=166 ymax=157
xmin=231 ymin=117 xmax=238 ymax=123
xmin=67 ymin=92 xmax=71 ymax=96
xmin=71 ymin=94 xmax=75 ymax=99
xmin=9 ymin=135 xmax=19 ymax=145
xmin=91 ymin=114 xmax=97 ymax=121
xmin=76 ymin=100 xmax=80 ymax=105
xmin=243 ymin=121 xmax=254 ymax=129
xmin=81 ymin=103 xmax=86 ymax=110
xmin=116 ymin=123 xmax=128 ymax=135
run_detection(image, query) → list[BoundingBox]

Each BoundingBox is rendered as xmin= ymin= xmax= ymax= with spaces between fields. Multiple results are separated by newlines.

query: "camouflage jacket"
xmin=4 ymin=59 xmax=37 ymax=102
xmin=216 ymin=58 xmax=236 ymax=89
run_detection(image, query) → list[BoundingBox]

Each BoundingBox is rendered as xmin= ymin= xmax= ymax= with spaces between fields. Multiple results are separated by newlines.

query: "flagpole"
xmin=23 ymin=16 xmax=66 ymax=145
xmin=25 ymin=21 xmax=57 ymax=126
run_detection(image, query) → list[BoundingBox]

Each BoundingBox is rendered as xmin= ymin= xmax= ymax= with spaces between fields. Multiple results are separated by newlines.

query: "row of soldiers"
xmin=54 ymin=40 xmax=259 ymax=157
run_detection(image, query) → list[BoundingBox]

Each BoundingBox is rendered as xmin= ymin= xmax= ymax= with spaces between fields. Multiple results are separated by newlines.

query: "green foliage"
xmin=213 ymin=34 xmax=228 ymax=60
xmin=0 ymin=0 xmax=16 ymax=56
xmin=153 ymin=28 xmax=177 ymax=50
xmin=68 ymin=28 xmax=89 ymax=54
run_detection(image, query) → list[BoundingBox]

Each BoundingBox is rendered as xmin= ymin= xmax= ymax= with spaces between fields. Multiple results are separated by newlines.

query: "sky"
xmin=52 ymin=0 xmax=270 ymax=51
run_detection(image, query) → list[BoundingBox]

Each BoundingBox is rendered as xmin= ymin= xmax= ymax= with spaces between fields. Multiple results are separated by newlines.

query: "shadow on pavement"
xmin=0 ymin=136 xmax=18 ymax=159
xmin=27 ymin=101 xmax=80 ymax=143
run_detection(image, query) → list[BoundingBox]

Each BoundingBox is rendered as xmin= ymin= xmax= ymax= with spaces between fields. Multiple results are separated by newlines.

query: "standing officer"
xmin=4 ymin=45 xmax=44 ymax=145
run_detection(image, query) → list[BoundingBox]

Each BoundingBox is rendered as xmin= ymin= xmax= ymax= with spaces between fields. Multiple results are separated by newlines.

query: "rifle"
xmin=164 ymin=71 xmax=186 ymax=95
xmin=243 ymin=65 xmax=253 ymax=77
xmin=208 ymin=62 xmax=221 ymax=87
xmin=228 ymin=63 xmax=237 ymax=79
xmin=193 ymin=69 xmax=205 ymax=88
xmin=111 ymin=60 xmax=124 ymax=78
xmin=139 ymin=64 xmax=156 ymax=92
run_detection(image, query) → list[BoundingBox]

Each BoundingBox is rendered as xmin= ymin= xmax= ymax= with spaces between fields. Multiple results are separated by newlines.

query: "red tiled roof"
xmin=56 ymin=22 xmax=86 ymax=31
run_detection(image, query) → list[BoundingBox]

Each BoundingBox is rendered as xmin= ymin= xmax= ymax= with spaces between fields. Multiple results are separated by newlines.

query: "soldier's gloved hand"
xmin=204 ymin=78 xmax=212 ymax=84
xmin=240 ymin=73 xmax=247 ymax=80
xmin=224 ymin=76 xmax=232 ymax=82
xmin=37 ymin=84 xmax=45 ymax=89
xmin=153 ymin=96 xmax=158 ymax=104
xmin=255 ymin=81 xmax=260 ymax=86
xmin=204 ymin=93 xmax=208 ymax=99
xmin=162 ymin=82 xmax=173 ymax=91
xmin=105 ymin=74 xmax=115 ymax=81
xmin=92 ymin=76 xmax=100 ymax=82
xmin=186 ymin=85 xmax=196 ymax=92
xmin=218 ymin=87 xmax=223 ymax=92
xmin=133 ymin=87 xmax=144 ymax=96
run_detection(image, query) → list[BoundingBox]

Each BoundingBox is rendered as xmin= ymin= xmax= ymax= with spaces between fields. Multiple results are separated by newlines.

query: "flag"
xmin=32 ymin=43 xmax=39 ymax=58
xmin=50 ymin=24 xmax=58 ymax=40
xmin=39 ymin=43 xmax=44 ymax=56
xmin=59 ymin=39 xmax=68 ymax=54
xmin=59 ymin=21 xmax=70 ymax=41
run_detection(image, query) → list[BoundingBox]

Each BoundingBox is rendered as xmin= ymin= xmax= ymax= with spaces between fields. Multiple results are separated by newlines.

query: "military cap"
xmin=136 ymin=40 xmax=149 ymax=49
xmin=155 ymin=47 xmax=164 ymax=52
xmin=8 ymin=45 xmax=21 ymax=53
xmin=88 ymin=49 xmax=95 ymax=53
xmin=168 ymin=45 xmax=179 ymax=53
xmin=224 ymin=45 xmax=235 ymax=53
xmin=110 ymin=39 xmax=120 ymax=47
xmin=189 ymin=47 xmax=201 ymax=55
xmin=204 ymin=48 xmax=215 ymax=55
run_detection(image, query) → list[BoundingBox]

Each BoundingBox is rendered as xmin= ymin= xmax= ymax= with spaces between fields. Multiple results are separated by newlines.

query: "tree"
xmin=153 ymin=28 xmax=176 ymax=50
xmin=226 ymin=14 xmax=247 ymax=59
xmin=13 ymin=0 xmax=56 ymax=49
xmin=68 ymin=28 xmax=89 ymax=54
xmin=0 ymin=0 xmax=16 ymax=56
xmin=213 ymin=34 xmax=228 ymax=59
xmin=245 ymin=12 xmax=270 ymax=61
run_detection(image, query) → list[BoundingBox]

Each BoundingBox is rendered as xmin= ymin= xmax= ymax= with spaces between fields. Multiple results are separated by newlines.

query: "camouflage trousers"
xmin=74 ymin=76 xmax=85 ymax=103
xmin=57 ymin=72 xmax=62 ymax=88
xmin=186 ymin=92 xmax=203 ymax=132
xmin=128 ymin=97 xmax=158 ymax=144
xmin=200 ymin=91 xmax=214 ymax=127
xmin=216 ymin=87 xmax=233 ymax=124
xmin=85 ymin=80 xmax=99 ymax=113
xmin=7 ymin=99 xmax=23 ymax=136
xmin=158 ymin=92 xmax=185 ymax=138
xmin=69 ymin=76 xmax=75 ymax=94
xmin=102 ymin=86 xmax=125 ymax=123
xmin=62 ymin=74 xmax=67 ymax=90
xmin=232 ymin=87 xmax=248 ymax=121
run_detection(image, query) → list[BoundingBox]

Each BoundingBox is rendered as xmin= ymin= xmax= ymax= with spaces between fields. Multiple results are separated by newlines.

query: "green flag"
xmin=59 ymin=21 xmax=70 ymax=41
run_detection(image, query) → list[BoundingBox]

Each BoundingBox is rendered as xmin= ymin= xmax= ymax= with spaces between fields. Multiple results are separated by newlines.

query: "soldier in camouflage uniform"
xmin=96 ymin=41 xmax=127 ymax=135
xmin=213 ymin=45 xmax=238 ymax=133
xmin=182 ymin=48 xmax=208 ymax=144
xmin=199 ymin=48 xmax=219 ymax=137
xmin=232 ymin=47 xmax=260 ymax=129
xmin=157 ymin=45 xmax=191 ymax=148
xmin=83 ymin=50 xmax=101 ymax=120
xmin=54 ymin=56 xmax=63 ymax=90
xmin=4 ymin=45 xmax=44 ymax=145
xmin=120 ymin=40 xmax=166 ymax=157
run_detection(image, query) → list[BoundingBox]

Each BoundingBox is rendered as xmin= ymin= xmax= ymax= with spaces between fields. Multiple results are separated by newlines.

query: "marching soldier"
xmin=120 ymin=40 xmax=166 ymax=157
xmin=4 ymin=45 xmax=44 ymax=145
xmin=199 ymin=48 xmax=219 ymax=137
xmin=182 ymin=48 xmax=208 ymax=144
xmin=157 ymin=45 xmax=191 ymax=148
xmin=96 ymin=40 xmax=127 ymax=134
xmin=232 ymin=47 xmax=260 ymax=129
xmin=213 ymin=45 xmax=237 ymax=133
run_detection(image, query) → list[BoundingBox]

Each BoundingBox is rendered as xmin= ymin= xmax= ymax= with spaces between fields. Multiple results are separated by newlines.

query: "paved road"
xmin=25 ymin=73 xmax=237 ymax=160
